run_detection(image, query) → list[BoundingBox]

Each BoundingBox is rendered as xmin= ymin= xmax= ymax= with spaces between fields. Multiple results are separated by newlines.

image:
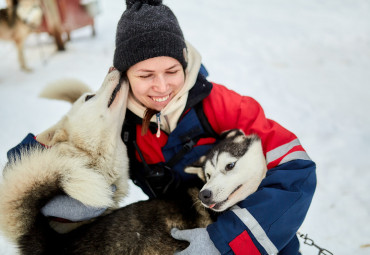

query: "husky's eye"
xmin=225 ymin=162 xmax=236 ymax=171
xmin=85 ymin=94 xmax=95 ymax=101
xmin=206 ymin=173 xmax=211 ymax=179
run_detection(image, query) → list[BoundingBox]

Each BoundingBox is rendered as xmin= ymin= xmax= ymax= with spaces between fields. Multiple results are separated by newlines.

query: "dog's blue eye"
xmin=85 ymin=94 xmax=95 ymax=101
xmin=225 ymin=162 xmax=235 ymax=171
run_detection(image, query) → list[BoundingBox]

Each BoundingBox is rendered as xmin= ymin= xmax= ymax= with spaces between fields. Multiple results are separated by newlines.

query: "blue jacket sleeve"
xmin=6 ymin=133 xmax=44 ymax=163
xmin=207 ymin=159 xmax=316 ymax=255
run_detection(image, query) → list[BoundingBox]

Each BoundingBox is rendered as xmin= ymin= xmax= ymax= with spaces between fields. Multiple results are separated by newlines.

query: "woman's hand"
xmin=171 ymin=227 xmax=220 ymax=255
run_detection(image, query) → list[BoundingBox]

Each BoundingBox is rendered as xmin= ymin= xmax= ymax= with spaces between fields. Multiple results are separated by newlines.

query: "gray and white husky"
xmin=0 ymin=74 xmax=266 ymax=254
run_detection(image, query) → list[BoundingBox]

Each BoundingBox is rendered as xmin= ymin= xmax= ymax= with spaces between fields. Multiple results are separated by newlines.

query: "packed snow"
xmin=0 ymin=0 xmax=369 ymax=254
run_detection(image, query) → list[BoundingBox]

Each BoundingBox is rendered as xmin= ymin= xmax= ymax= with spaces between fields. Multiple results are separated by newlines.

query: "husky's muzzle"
xmin=199 ymin=184 xmax=243 ymax=210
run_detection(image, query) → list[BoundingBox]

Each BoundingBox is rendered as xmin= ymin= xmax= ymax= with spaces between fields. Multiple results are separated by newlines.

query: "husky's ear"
xmin=220 ymin=129 xmax=245 ymax=139
xmin=184 ymin=156 xmax=206 ymax=181
xmin=36 ymin=122 xmax=68 ymax=146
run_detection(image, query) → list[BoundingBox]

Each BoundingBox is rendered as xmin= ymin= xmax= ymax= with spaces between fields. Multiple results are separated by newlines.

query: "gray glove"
xmin=41 ymin=185 xmax=116 ymax=222
xmin=41 ymin=194 xmax=107 ymax=222
xmin=171 ymin=227 xmax=220 ymax=255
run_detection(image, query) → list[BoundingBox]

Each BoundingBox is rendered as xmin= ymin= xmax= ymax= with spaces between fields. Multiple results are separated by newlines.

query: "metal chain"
xmin=297 ymin=232 xmax=334 ymax=255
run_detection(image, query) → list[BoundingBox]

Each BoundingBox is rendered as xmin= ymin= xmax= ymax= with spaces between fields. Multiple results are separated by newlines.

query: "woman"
xmin=7 ymin=0 xmax=316 ymax=254
xmin=113 ymin=1 xmax=316 ymax=254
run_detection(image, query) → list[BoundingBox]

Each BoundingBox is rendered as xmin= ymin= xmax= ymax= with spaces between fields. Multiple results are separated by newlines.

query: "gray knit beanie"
xmin=113 ymin=0 xmax=188 ymax=73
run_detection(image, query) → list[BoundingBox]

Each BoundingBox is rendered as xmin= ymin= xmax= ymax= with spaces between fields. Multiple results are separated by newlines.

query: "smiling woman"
xmin=109 ymin=1 xmax=316 ymax=254
xmin=126 ymin=56 xmax=185 ymax=112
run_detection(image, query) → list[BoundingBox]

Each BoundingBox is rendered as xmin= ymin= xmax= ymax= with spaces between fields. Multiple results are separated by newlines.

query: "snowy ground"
xmin=1 ymin=0 xmax=369 ymax=254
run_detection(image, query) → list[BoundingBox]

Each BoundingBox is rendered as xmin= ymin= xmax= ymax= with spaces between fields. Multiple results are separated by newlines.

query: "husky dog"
xmin=0 ymin=76 xmax=266 ymax=254
xmin=0 ymin=69 xmax=131 ymax=243
xmin=185 ymin=129 xmax=267 ymax=212
xmin=0 ymin=0 xmax=43 ymax=71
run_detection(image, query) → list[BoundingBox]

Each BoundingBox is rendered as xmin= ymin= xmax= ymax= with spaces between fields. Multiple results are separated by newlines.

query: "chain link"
xmin=297 ymin=232 xmax=334 ymax=255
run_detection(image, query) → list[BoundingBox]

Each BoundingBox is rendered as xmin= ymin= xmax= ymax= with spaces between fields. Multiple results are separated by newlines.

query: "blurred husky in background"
xmin=0 ymin=0 xmax=43 ymax=71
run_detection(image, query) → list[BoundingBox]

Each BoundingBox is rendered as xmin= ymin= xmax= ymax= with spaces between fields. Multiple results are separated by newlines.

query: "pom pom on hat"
xmin=114 ymin=0 xmax=187 ymax=73
xmin=126 ymin=0 xmax=163 ymax=8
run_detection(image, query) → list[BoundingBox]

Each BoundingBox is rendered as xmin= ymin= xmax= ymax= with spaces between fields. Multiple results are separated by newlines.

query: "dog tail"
xmin=39 ymin=78 xmax=92 ymax=103
xmin=0 ymin=147 xmax=115 ymax=243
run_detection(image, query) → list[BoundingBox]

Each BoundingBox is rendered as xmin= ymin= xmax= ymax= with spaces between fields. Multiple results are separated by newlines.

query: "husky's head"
xmin=36 ymin=70 xmax=129 ymax=181
xmin=185 ymin=129 xmax=267 ymax=212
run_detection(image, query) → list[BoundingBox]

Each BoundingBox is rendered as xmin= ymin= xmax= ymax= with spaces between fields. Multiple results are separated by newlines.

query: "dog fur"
xmin=0 ymin=77 xmax=266 ymax=254
xmin=39 ymin=78 xmax=92 ymax=103
xmin=0 ymin=0 xmax=42 ymax=71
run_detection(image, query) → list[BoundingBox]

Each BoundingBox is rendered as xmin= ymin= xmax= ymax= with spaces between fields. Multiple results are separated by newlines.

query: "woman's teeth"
xmin=152 ymin=95 xmax=169 ymax=102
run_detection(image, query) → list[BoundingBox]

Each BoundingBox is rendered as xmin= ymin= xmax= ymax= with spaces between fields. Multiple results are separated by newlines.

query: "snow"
xmin=1 ymin=0 xmax=369 ymax=254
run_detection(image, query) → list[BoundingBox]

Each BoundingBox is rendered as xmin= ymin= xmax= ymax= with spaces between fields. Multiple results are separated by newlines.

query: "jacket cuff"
xmin=207 ymin=210 xmax=265 ymax=255
xmin=207 ymin=223 xmax=233 ymax=254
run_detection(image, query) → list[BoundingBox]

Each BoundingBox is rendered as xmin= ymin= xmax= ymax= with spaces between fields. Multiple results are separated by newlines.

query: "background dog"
xmin=0 ymin=0 xmax=42 ymax=71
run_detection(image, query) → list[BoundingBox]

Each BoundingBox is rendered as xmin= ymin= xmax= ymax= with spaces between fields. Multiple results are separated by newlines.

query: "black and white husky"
xmin=185 ymin=129 xmax=267 ymax=212
xmin=0 ymin=73 xmax=266 ymax=254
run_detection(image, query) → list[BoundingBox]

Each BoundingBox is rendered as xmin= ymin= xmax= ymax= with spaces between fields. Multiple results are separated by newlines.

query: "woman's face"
xmin=127 ymin=56 xmax=185 ymax=111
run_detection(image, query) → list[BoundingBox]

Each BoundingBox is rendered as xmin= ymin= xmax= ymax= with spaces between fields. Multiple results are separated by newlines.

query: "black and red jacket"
xmin=121 ymin=72 xmax=316 ymax=254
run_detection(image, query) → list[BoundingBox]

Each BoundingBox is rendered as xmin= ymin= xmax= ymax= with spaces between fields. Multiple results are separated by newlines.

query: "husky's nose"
xmin=199 ymin=189 xmax=213 ymax=204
